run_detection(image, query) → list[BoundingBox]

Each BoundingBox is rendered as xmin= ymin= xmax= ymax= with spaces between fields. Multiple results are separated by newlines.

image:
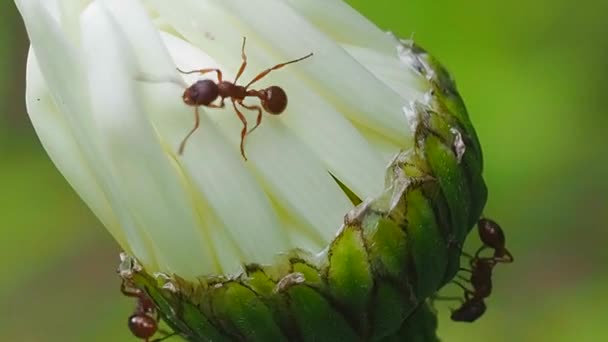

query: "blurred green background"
xmin=1 ymin=0 xmax=606 ymax=341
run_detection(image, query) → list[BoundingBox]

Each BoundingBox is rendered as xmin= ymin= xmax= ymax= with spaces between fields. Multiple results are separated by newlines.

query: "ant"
xmin=121 ymin=280 xmax=175 ymax=342
xmin=177 ymin=37 xmax=313 ymax=160
xmin=440 ymin=218 xmax=514 ymax=322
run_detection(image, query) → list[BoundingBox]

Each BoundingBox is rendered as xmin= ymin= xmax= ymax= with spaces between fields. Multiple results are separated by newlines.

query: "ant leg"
xmin=178 ymin=107 xmax=201 ymax=155
xmin=232 ymin=100 xmax=249 ymax=160
xmin=234 ymin=37 xmax=248 ymax=83
xmin=493 ymin=249 xmax=514 ymax=263
xmin=244 ymin=52 xmax=314 ymax=89
xmin=474 ymin=245 xmax=489 ymax=259
xmin=461 ymin=251 xmax=474 ymax=260
xmin=238 ymin=101 xmax=263 ymax=135
xmin=432 ymin=295 xmax=465 ymax=303
xmin=177 ymin=102 xmax=225 ymax=155
xmin=452 ymin=280 xmax=474 ymax=297
xmin=456 ymin=274 xmax=470 ymax=282
xmin=120 ymin=281 xmax=140 ymax=298
xmin=176 ymin=68 xmax=223 ymax=82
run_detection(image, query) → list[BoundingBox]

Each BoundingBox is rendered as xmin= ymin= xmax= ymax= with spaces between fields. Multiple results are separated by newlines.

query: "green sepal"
xmin=207 ymin=282 xmax=285 ymax=341
xmin=327 ymin=226 xmax=373 ymax=329
xmin=423 ymin=134 xmax=471 ymax=242
xmin=286 ymin=284 xmax=359 ymax=342
xmin=370 ymin=280 xmax=416 ymax=341
xmin=365 ymin=217 xmax=409 ymax=280
xmin=380 ymin=301 xmax=440 ymax=342
xmin=405 ymin=188 xmax=447 ymax=299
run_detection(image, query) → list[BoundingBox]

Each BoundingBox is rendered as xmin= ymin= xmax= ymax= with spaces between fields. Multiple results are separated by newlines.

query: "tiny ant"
xmin=435 ymin=217 xmax=513 ymax=323
xmin=177 ymin=37 xmax=313 ymax=160
xmin=121 ymin=280 xmax=175 ymax=342
xmin=476 ymin=218 xmax=514 ymax=263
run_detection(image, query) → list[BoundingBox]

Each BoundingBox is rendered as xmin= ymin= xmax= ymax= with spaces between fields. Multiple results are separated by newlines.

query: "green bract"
xmin=17 ymin=0 xmax=489 ymax=340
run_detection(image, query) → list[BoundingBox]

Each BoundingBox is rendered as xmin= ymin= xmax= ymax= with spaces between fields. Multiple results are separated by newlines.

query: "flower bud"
xmin=17 ymin=0 xmax=492 ymax=340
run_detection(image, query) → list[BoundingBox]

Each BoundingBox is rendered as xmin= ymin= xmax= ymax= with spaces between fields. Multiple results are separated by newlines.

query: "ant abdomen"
xmin=128 ymin=314 xmax=158 ymax=339
xmin=261 ymin=86 xmax=288 ymax=114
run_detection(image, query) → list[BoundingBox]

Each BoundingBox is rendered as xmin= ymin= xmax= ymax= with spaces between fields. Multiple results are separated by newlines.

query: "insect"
xmin=121 ymin=280 xmax=175 ymax=342
xmin=177 ymin=37 xmax=313 ymax=160
xmin=438 ymin=217 xmax=514 ymax=322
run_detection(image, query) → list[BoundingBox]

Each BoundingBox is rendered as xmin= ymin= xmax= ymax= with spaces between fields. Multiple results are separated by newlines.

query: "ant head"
xmin=183 ymin=79 xmax=219 ymax=106
xmin=477 ymin=218 xmax=506 ymax=250
xmin=128 ymin=314 xmax=158 ymax=339
xmin=261 ymin=86 xmax=287 ymax=114
xmin=450 ymin=298 xmax=487 ymax=322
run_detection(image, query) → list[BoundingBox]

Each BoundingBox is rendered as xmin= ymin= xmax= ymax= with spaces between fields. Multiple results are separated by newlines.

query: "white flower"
xmin=17 ymin=0 xmax=429 ymax=280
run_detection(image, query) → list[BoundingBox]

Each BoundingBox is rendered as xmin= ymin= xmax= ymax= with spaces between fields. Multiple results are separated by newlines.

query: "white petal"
xmin=342 ymin=44 xmax=426 ymax=102
xmin=25 ymin=49 xmax=127 ymax=249
xmin=100 ymin=0 xmax=181 ymax=82
xmin=57 ymin=0 xmax=91 ymax=41
xmin=80 ymin=3 xmax=215 ymax=278
xmin=234 ymin=119 xmax=353 ymax=249
xmin=284 ymin=0 xmax=396 ymax=55
xmin=16 ymin=0 xmax=156 ymax=266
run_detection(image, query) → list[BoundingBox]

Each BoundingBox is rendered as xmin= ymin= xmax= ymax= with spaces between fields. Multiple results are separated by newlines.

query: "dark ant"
xmin=450 ymin=218 xmax=514 ymax=322
xmin=121 ymin=280 xmax=175 ymax=342
xmin=177 ymin=37 xmax=313 ymax=160
xmin=436 ymin=217 xmax=513 ymax=322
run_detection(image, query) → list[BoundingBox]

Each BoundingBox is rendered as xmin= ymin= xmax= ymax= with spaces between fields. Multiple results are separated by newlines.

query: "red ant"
xmin=177 ymin=37 xmax=313 ymax=160
xmin=121 ymin=280 xmax=175 ymax=342
xmin=439 ymin=218 xmax=514 ymax=322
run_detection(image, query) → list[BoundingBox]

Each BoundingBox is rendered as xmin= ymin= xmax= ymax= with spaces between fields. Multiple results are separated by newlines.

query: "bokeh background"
xmin=1 ymin=0 xmax=606 ymax=341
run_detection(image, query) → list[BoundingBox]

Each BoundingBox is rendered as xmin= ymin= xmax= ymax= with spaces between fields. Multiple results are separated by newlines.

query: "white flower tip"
xmin=135 ymin=71 xmax=189 ymax=89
